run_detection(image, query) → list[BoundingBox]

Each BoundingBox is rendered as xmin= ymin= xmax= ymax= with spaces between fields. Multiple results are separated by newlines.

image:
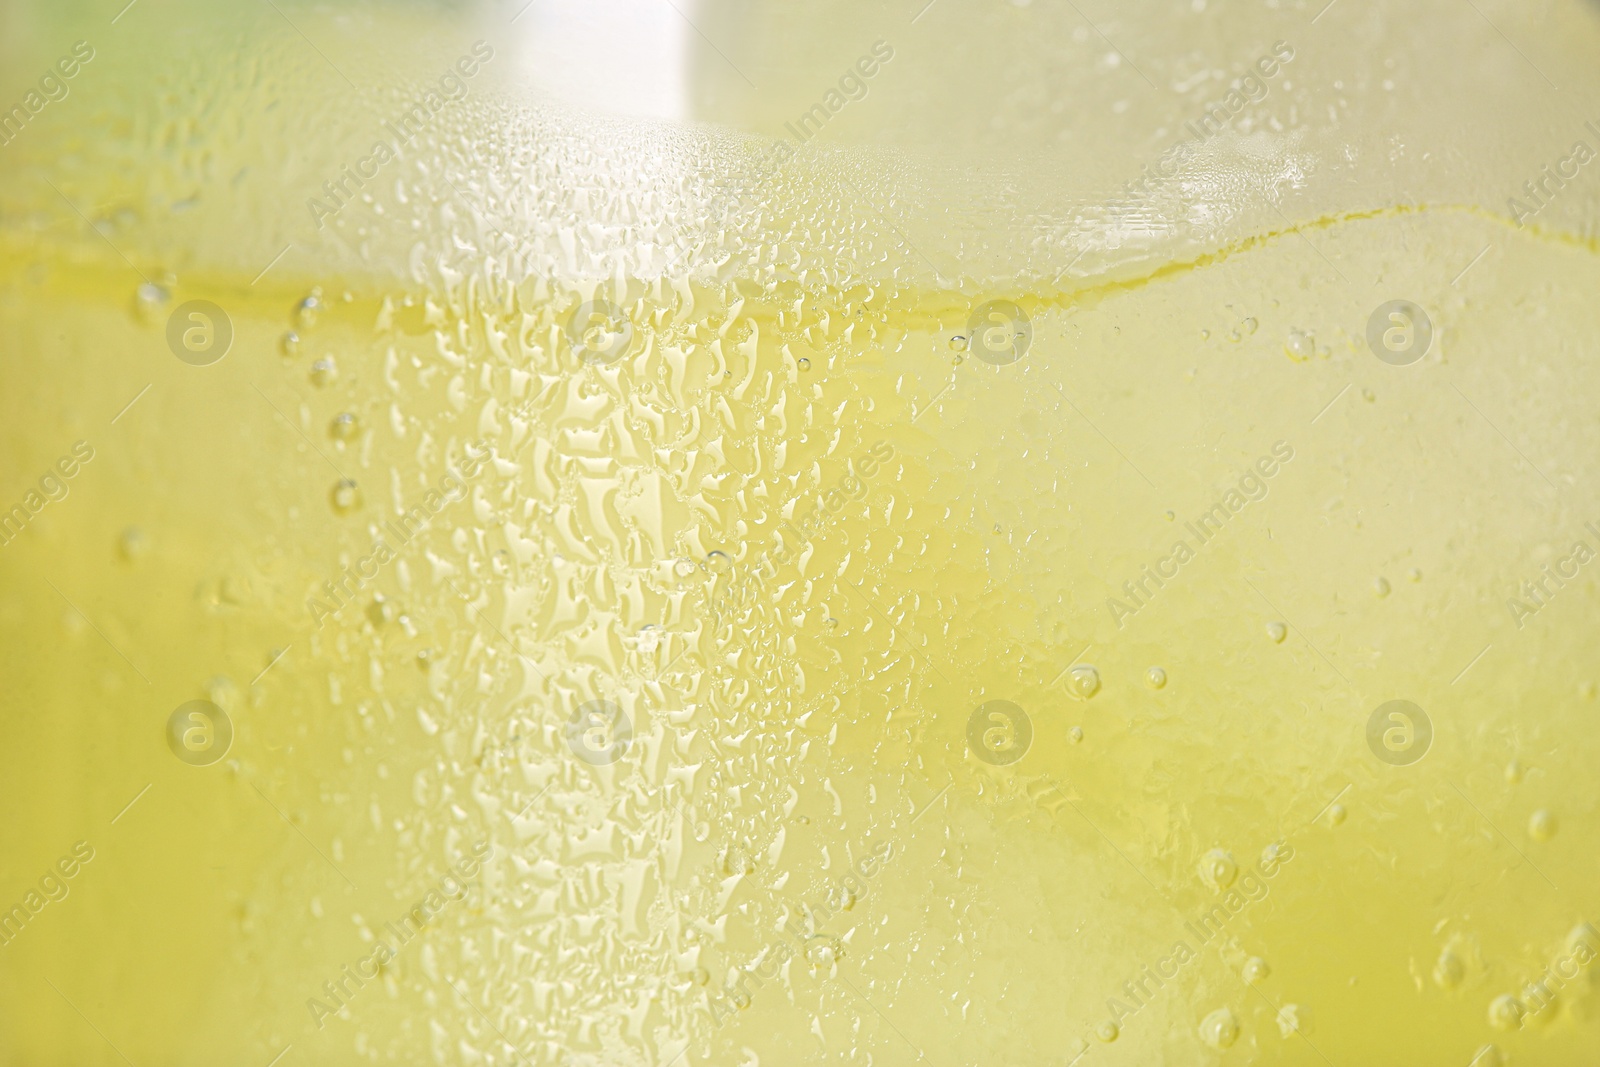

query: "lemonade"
xmin=4 ymin=2 xmax=1600 ymax=1066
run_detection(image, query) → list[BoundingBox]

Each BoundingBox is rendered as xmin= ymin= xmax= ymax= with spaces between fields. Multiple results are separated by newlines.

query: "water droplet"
xmin=1095 ymin=1020 xmax=1119 ymax=1043
xmin=1488 ymin=994 xmax=1525 ymax=1031
xmin=673 ymin=558 xmax=698 ymax=579
xmin=691 ymin=967 xmax=709 ymax=986
xmin=1199 ymin=1007 xmax=1239 ymax=1050
xmin=1374 ymin=576 xmax=1391 ymax=597
xmin=1408 ymin=567 xmax=1422 ymax=582
xmin=330 ymin=479 xmax=361 ymax=513
xmin=1434 ymin=947 xmax=1465 ymax=989
xmin=134 ymin=282 xmax=169 ymax=324
xmin=1242 ymin=317 xmax=1259 ymax=335
xmin=295 ymin=292 xmax=322 ymax=329
xmin=310 ymin=357 xmax=338 ymax=387
xmin=1470 ymin=1045 xmax=1504 ymax=1067
xmin=330 ymin=412 xmax=360 ymax=440
xmin=1266 ymin=621 xmax=1288 ymax=643
xmin=1276 ymin=1003 xmax=1306 ymax=1037
xmin=1529 ymin=809 xmax=1557 ymax=841
xmin=706 ymin=550 xmax=732 ymax=573
xmin=797 ymin=357 xmax=811 ymax=371
xmin=1068 ymin=665 xmax=1101 ymax=699
xmin=949 ymin=335 xmax=967 ymax=350
xmin=1200 ymin=329 xmax=1211 ymax=340
xmin=1329 ymin=803 xmax=1347 ymax=826
xmin=366 ymin=595 xmax=393 ymax=627
xmin=1243 ymin=956 xmax=1270 ymax=983
xmin=1199 ymin=848 xmax=1238 ymax=891
xmin=1145 ymin=666 xmax=1167 ymax=689
xmin=1505 ymin=759 xmax=1524 ymax=784
xmin=1068 ymin=726 xmax=1084 ymax=743
xmin=280 ymin=330 xmax=302 ymax=357
xmin=118 ymin=526 xmax=149 ymax=562
xmin=416 ymin=649 xmax=433 ymax=670
xmin=1285 ymin=329 xmax=1315 ymax=361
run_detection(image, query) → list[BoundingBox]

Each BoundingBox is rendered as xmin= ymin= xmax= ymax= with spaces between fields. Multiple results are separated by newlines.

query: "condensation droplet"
xmin=707 ymin=550 xmax=732 ymax=573
xmin=118 ymin=526 xmax=149 ymax=562
xmin=134 ymin=282 xmax=169 ymax=324
xmin=1488 ymin=994 xmax=1525 ymax=1031
xmin=1068 ymin=665 xmax=1101 ymax=699
xmin=949 ymin=335 xmax=967 ymax=350
xmin=1529 ymin=809 xmax=1557 ymax=841
xmin=1505 ymin=759 xmax=1524 ymax=784
xmin=1200 ymin=848 xmax=1238 ymax=891
xmin=330 ymin=479 xmax=361 ymax=514
xmin=310 ymin=357 xmax=338 ymax=387
xmin=1243 ymin=956 xmax=1270 ymax=983
xmin=1242 ymin=317 xmax=1258 ymax=335
xmin=1374 ymin=576 xmax=1391 ymax=597
xmin=1470 ymin=1045 xmax=1504 ymax=1067
xmin=1329 ymin=803 xmax=1347 ymax=826
xmin=1285 ymin=329 xmax=1315 ymax=361
xmin=1434 ymin=947 xmax=1465 ymax=989
xmin=797 ymin=357 xmax=811 ymax=370
xmin=280 ymin=330 xmax=301 ymax=357
xmin=366 ymin=595 xmax=393 ymax=628
xmin=1145 ymin=666 xmax=1167 ymax=689
xmin=295 ymin=292 xmax=322 ymax=329
xmin=1199 ymin=1007 xmax=1239 ymax=1050
xmin=1068 ymin=726 xmax=1084 ymax=744
xmin=1095 ymin=1020 xmax=1119 ymax=1043
xmin=330 ymin=412 xmax=361 ymax=440
xmin=1266 ymin=621 xmax=1288 ymax=643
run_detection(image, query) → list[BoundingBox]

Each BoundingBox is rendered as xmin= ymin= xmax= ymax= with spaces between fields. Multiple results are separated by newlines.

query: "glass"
xmin=2 ymin=1 xmax=1599 ymax=1064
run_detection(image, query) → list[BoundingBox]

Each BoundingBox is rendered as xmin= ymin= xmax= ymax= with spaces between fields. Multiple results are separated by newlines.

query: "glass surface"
xmin=3 ymin=2 xmax=1600 ymax=1065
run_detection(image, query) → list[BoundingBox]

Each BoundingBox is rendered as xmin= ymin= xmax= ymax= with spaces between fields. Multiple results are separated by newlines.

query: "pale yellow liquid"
xmin=4 ymin=3 xmax=1600 ymax=1066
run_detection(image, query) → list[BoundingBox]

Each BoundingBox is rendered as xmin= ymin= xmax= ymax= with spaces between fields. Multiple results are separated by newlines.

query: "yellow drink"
xmin=3 ymin=2 xmax=1600 ymax=1065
